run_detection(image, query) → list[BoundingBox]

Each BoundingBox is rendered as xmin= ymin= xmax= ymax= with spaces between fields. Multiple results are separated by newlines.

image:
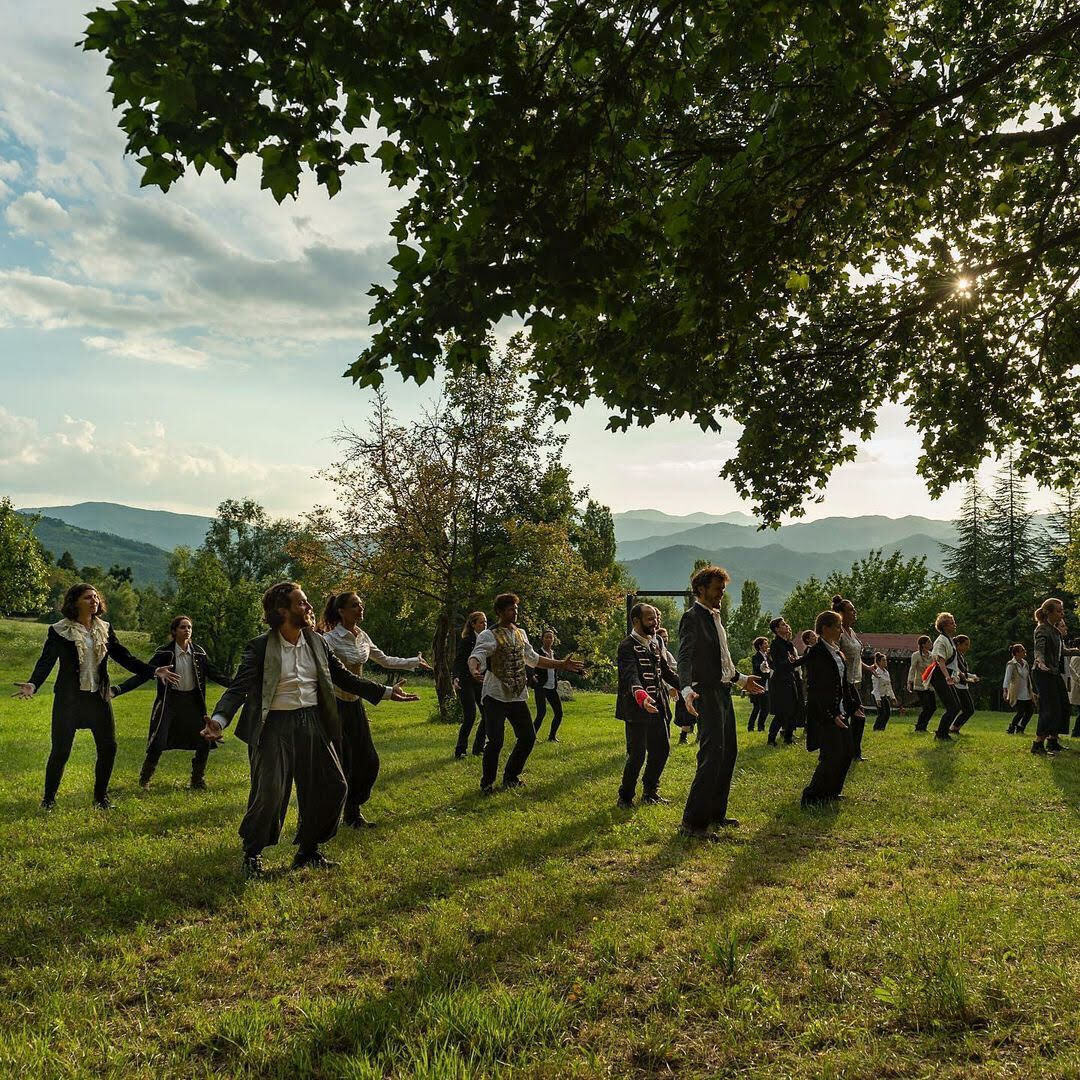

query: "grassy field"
xmin=2 ymin=616 xmax=1080 ymax=1078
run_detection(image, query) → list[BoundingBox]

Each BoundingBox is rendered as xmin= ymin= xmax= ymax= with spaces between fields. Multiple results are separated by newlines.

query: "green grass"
xmin=1 ymin=615 xmax=1079 ymax=1078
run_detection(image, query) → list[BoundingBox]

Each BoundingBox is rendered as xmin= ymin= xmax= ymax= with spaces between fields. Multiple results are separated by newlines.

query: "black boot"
xmin=190 ymin=758 xmax=207 ymax=790
xmin=138 ymin=755 xmax=157 ymax=790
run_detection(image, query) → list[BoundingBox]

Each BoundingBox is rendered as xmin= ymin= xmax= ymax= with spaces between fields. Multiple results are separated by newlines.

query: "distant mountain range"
xmin=612 ymin=509 xmax=964 ymax=614
xmin=17 ymin=501 xmax=215 ymax=586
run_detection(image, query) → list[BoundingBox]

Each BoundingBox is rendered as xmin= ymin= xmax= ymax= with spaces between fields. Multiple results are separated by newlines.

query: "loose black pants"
xmin=747 ymin=691 xmax=769 ymax=731
xmin=533 ymin=686 xmax=563 ymax=737
xmin=618 ymin=720 xmax=670 ymax=803
xmin=480 ymin=698 xmax=536 ymax=789
xmin=847 ymin=683 xmax=866 ymax=757
xmin=1008 ymin=699 xmax=1034 ymax=733
xmin=953 ymin=687 xmax=975 ymax=729
xmin=767 ymin=708 xmax=796 ymax=744
xmin=44 ymin=691 xmax=117 ymax=802
xmin=914 ymin=689 xmax=936 ymax=731
xmin=239 ymin=708 xmax=347 ymax=858
xmin=454 ymin=678 xmax=486 ymax=755
xmin=339 ymin=698 xmax=380 ymax=822
xmin=931 ymin=668 xmax=962 ymax=736
xmin=682 ymin=686 xmax=737 ymax=830
xmin=1034 ymin=669 xmax=1068 ymax=738
xmin=872 ymin=698 xmax=891 ymax=731
xmin=802 ymin=721 xmax=854 ymax=805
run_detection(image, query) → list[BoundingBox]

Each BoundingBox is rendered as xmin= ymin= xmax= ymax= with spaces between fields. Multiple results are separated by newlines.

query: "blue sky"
xmin=0 ymin=1 xmax=1036 ymax=522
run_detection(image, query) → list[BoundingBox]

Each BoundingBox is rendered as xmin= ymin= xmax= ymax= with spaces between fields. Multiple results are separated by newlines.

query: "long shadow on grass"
xmin=914 ymin=737 xmax=961 ymax=792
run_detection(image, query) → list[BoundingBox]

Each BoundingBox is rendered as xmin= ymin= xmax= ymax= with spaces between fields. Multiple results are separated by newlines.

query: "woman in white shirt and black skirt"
xmin=531 ymin=628 xmax=565 ymax=742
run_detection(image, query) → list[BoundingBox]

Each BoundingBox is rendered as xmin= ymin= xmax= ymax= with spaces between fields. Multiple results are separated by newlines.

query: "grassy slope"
xmin=0 ymin=616 xmax=1078 ymax=1079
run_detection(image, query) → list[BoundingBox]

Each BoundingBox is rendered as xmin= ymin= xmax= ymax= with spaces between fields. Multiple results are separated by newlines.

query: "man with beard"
xmin=205 ymin=581 xmax=418 ymax=877
xmin=615 ymin=604 xmax=680 ymax=808
xmin=679 ymin=565 xmax=765 ymax=840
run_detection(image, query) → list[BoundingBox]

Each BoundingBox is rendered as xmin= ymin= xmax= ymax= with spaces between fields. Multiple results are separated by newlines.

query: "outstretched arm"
xmin=14 ymin=631 xmax=60 ymax=697
xmin=210 ymin=641 xmax=261 ymax=730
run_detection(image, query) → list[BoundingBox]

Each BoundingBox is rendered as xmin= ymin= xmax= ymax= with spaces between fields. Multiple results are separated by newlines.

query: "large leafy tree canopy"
xmin=84 ymin=1 xmax=1080 ymax=521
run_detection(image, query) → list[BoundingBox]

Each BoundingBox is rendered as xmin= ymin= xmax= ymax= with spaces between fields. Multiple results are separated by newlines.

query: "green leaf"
xmin=785 ymin=271 xmax=810 ymax=291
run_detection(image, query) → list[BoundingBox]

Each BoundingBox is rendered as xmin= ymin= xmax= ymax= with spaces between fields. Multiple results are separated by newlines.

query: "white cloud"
xmin=5 ymin=190 xmax=70 ymax=233
xmin=0 ymin=407 xmax=330 ymax=516
xmin=83 ymin=334 xmax=210 ymax=371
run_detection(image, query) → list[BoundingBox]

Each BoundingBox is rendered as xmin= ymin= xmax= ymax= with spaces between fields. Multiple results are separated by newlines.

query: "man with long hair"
xmin=205 ymin=582 xmax=417 ymax=877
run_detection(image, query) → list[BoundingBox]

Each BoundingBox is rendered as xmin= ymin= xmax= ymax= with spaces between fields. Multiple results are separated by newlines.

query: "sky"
xmin=0 ymin=1 xmax=1046 ymax=524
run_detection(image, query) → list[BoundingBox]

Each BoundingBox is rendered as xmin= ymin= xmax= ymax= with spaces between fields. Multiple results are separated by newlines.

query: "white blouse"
xmin=323 ymin=623 xmax=421 ymax=702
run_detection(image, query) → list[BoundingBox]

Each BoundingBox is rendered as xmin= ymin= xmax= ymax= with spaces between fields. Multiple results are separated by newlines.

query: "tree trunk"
xmin=432 ymin=608 xmax=455 ymax=720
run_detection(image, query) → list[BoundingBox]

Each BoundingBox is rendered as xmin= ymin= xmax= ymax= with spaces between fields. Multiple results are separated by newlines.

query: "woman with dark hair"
xmin=453 ymin=611 xmax=488 ymax=758
xmin=869 ymin=653 xmax=899 ymax=730
xmin=1004 ymin=643 xmax=1034 ymax=734
xmin=949 ymin=635 xmax=979 ymax=732
xmin=800 ymin=610 xmax=857 ymax=807
xmin=113 ymin=615 xmax=233 ymax=790
xmin=13 ymin=583 xmax=179 ymax=810
xmin=747 ymin=636 xmax=771 ymax=732
xmin=321 ymin=591 xmax=431 ymax=827
xmin=531 ymin=629 xmax=566 ymax=742
xmin=766 ymin=617 xmax=801 ymax=746
xmin=907 ymin=635 xmax=936 ymax=732
xmin=1032 ymin=601 xmax=1068 ymax=755
xmin=833 ymin=595 xmax=870 ymax=759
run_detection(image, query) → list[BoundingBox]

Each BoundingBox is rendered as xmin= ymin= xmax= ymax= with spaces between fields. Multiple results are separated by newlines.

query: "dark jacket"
xmin=677 ymin=602 xmax=738 ymax=694
xmin=768 ymin=635 xmax=804 ymax=714
xmin=213 ymin=627 xmax=388 ymax=745
xmin=804 ymin=639 xmax=858 ymax=753
xmin=616 ymin=634 xmax=680 ymax=724
xmin=751 ymin=649 xmax=770 ymax=686
xmin=529 ymin=647 xmax=557 ymax=690
xmin=28 ymin=622 xmax=156 ymax=715
xmin=453 ymin=631 xmax=477 ymax=681
xmin=113 ymin=640 xmax=232 ymax=724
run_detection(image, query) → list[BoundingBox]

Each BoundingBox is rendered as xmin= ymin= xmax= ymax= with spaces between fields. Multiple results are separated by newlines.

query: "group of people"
xmin=15 ymin=571 xmax=1080 ymax=869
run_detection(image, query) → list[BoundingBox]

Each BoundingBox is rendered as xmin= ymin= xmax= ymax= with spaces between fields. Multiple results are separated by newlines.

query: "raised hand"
xmin=560 ymin=656 xmax=586 ymax=675
xmin=11 ymin=682 xmax=35 ymax=699
xmin=744 ymin=675 xmax=765 ymax=695
xmin=389 ymin=681 xmax=420 ymax=703
xmin=155 ymin=665 xmax=181 ymax=686
xmin=417 ymin=654 xmax=433 ymax=672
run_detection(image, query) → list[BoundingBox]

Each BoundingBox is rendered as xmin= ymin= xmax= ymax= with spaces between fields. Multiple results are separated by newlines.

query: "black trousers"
xmin=1072 ymin=703 xmax=1080 ymax=738
xmin=480 ymin=698 xmax=536 ymax=788
xmin=1034 ymin=669 xmax=1068 ymax=739
xmin=533 ymin=685 xmax=563 ymax=737
xmin=767 ymin=707 xmax=796 ymax=744
xmin=454 ymin=678 xmax=487 ymax=755
xmin=953 ymin=688 xmax=975 ymax=729
xmin=143 ymin=742 xmax=210 ymax=777
xmin=45 ymin=691 xmax=117 ymax=802
xmin=914 ymin=689 xmax=936 ymax=730
xmin=931 ymin=668 xmax=962 ymax=736
xmin=872 ymin=698 xmax=891 ymax=731
xmin=339 ymin=698 xmax=380 ymax=819
xmin=618 ymin=721 xmax=670 ymax=802
xmin=238 ymin=708 xmax=347 ymax=857
xmin=1009 ymin=699 xmax=1034 ymax=732
xmin=747 ymin=690 xmax=769 ymax=731
xmin=682 ymin=686 xmax=737 ymax=830
xmin=802 ymin=720 xmax=854 ymax=805
xmin=847 ymin=684 xmax=866 ymax=756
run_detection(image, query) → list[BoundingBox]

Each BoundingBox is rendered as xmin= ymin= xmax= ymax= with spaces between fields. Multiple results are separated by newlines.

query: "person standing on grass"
xmin=453 ymin=611 xmax=489 ymax=758
xmin=1069 ymin=651 xmax=1080 ymax=738
xmin=657 ymin=625 xmax=692 ymax=744
xmin=801 ymin=610 xmax=857 ymax=808
xmin=870 ymin=653 xmax=899 ymax=731
xmin=907 ymin=636 xmax=937 ymax=732
xmin=112 ymin=615 xmax=232 ymax=791
xmin=321 ymin=592 xmax=431 ymax=829
xmin=949 ymin=635 xmax=979 ymax=733
xmin=1051 ymin=613 xmax=1079 ymax=745
xmin=1003 ymin=644 xmax=1034 ymax=735
xmin=1031 ymin=600 xmax=1071 ymax=756
xmin=678 ymin=565 xmax=765 ymax=840
xmin=204 ymin=582 xmax=418 ymax=878
xmin=766 ymin=617 xmax=802 ymax=746
xmin=468 ymin=593 xmax=584 ymax=795
xmin=615 ymin=604 xmax=680 ymax=808
xmin=833 ymin=596 xmax=871 ymax=759
xmin=929 ymin=612 xmax=964 ymax=742
xmin=13 ymin=583 xmax=179 ymax=811
xmin=747 ymin=636 xmax=771 ymax=732
xmin=531 ymin=629 xmax=565 ymax=742
xmin=795 ymin=630 xmax=817 ymax=727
